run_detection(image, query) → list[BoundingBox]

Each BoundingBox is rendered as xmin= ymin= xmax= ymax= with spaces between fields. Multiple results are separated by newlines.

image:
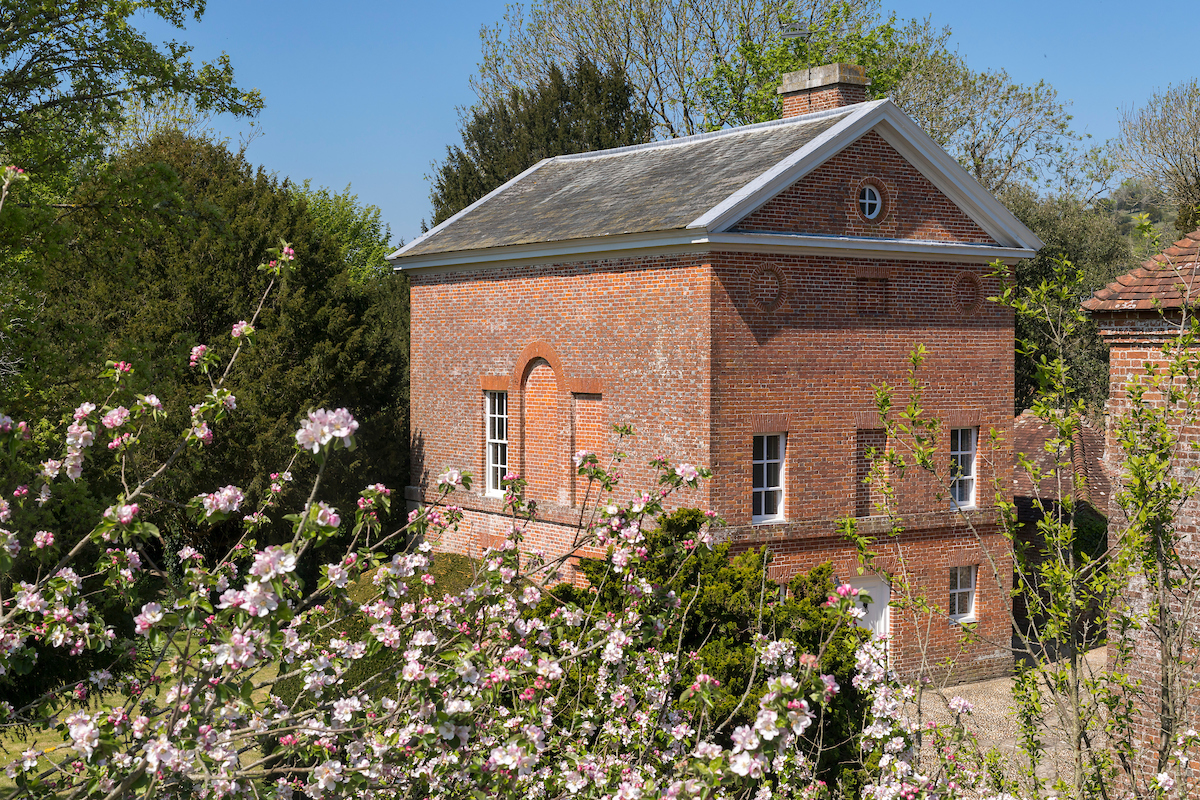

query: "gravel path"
xmin=912 ymin=646 xmax=1108 ymax=787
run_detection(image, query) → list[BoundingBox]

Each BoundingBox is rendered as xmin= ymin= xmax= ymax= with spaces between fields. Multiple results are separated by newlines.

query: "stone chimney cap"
xmin=778 ymin=63 xmax=869 ymax=95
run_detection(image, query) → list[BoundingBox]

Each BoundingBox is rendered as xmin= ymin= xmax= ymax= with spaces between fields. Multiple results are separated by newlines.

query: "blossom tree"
xmin=0 ymin=166 xmax=1024 ymax=800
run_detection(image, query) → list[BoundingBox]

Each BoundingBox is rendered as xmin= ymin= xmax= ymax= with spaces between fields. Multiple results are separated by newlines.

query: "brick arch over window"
xmin=513 ymin=341 xmax=571 ymax=507
xmin=511 ymin=340 xmax=572 ymax=392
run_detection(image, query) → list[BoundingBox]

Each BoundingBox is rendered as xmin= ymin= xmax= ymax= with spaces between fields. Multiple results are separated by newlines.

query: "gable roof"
xmin=1012 ymin=411 xmax=1110 ymax=510
xmin=1083 ymin=229 xmax=1200 ymax=313
xmin=391 ymin=99 xmax=1044 ymax=271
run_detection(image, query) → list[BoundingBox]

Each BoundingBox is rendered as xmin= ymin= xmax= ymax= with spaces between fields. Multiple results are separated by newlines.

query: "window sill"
xmin=751 ymin=517 xmax=787 ymax=526
xmin=484 ymin=489 xmax=506 ymax=500
xmin=949 ymin=615 xmax=977 ymax=626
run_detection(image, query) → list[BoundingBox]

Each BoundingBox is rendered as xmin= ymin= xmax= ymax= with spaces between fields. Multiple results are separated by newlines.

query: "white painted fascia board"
xmin=869 ymin=107 xmax=1045 ymax=251
xmin=393 ymin=228 xmax=1035 ymax=273
xmin=706 ymin=232 xmax=1036 ymax=264
xmin=689 ymin=99 xmax=888 ymax=233
xmin=392 ymin=230 xmax=712 ymax=272
xmin=386 ymin=159 xmax=554 ymax=263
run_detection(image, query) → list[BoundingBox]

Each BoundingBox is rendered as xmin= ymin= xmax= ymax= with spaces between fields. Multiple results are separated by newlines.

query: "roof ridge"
xmin=550 ymin=101 xmax=879 ymax=164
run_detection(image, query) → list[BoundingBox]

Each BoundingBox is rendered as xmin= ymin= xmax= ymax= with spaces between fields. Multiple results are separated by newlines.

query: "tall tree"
xmin=28 ymin=132 xmax=409 ymax=565
xmin=475 ymin=1 xmax=1084 ymax=196
xmin=296 ymin=181 xmax=396 ymax=284
xmin=430 ymin=57 xmax=652 ymax=227
xmin=1000 ymin=184 xmax=1134 ymax=413
xmin=1116 ymin=78 xmax=1200 ymax=235
xmin=474 ymin=0 xmax=876 ymax=138
xmin=700 ymin=4 xmax=948 ymax=129
xmin=0 ymin=0 xmax=261 ymax=175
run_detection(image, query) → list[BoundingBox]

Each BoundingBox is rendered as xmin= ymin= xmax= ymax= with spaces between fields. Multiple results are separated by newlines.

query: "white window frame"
xmin=949 ymin=565 xmax=976 ymax=623
xmin=949 ymin=427 xmax=977 ymax=508
xmin=752 ymin=433 xmax=785 ymax=523
xmin=858 ymin=185 xmax=881 ymax=219
xmin=484 ymin=391 xmax=508 ymax=497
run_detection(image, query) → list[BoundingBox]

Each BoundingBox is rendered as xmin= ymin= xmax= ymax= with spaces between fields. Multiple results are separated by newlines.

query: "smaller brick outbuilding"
xmin=1083 ymin=228 xmax=1200 ymax=781
xmin=391 ymin=65 xmax=1044 ymax=682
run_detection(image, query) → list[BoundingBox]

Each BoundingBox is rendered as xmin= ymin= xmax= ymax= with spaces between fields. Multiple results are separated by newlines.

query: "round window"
xmin=858 ymin=185 xmax=882 ymax=220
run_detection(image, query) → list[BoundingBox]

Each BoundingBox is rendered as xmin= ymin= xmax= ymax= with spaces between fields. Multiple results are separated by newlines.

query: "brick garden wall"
xmin=1096 ymin=312 xmax=1200 ymax=783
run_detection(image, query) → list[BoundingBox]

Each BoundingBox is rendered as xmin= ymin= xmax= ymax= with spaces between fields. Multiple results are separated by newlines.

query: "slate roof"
xmin=1012 ymin=410 xmax=1109 ymax=509
xmin=398 ymin=110 xmax=850 ymax=258
xmin=1083 ymin=229 xmax=1200 ymax=313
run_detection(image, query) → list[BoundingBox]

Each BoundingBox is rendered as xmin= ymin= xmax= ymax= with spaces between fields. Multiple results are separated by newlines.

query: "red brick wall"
xmin=729 ymin=520 xmax=1011 ymax=682
xmin=408 ymin=245 xmax=1014 ymax=680
xmin=735 ymin=131 xmax=997 ymax=245
xmin=707 ymin=251 xmax=1013 ymax=527
xmin=781 ymin=85 xmax=867 ymax=116
xmin=1097 ymin=321 xmax=1200 ymax=781
xmin=408 ymin=253 xmax=713 ymax=517
xmin=522 ymin=360 xmax=562 ymax=505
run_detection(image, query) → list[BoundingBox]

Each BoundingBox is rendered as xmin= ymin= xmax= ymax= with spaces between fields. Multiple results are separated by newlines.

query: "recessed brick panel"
xmin=522 ymin=360 xmax=562 ymax=505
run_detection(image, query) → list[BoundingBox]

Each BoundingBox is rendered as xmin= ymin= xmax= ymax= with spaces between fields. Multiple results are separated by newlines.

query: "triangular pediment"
xmin=689 ymin=100 xmax=1042 ymax=252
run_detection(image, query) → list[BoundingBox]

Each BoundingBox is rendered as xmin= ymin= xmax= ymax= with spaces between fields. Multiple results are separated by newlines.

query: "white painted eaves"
xmin=391 ymin=229 xmax=1034 ymax=274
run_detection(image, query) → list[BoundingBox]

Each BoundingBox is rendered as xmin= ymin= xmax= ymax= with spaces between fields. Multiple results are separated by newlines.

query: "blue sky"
xmin=138 ymin=1 xmax=1196 ymax=246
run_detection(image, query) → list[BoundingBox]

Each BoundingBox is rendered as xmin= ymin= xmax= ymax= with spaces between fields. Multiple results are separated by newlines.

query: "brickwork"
xmin=727 ymin=520 xmax=1012 ymax=682
xmin=707 ymin=251 xmax=1013 ymax=528
xmin=1094 ymin=309 xmax=1200 ymax=783
xmin=406 ymin=124 xmax=1017 ymax=683
xmin=781 ymin=85 xmax=867 ymax=116
xmin=855 ymin=428 xmax=886 ymax=517
xmin=522 ymin=360 xmax=563 ymax=505
xmin=735 ymin=131 xmax=997 ymax=245
xmin=408 ymin=252 xmax=713 ymax=515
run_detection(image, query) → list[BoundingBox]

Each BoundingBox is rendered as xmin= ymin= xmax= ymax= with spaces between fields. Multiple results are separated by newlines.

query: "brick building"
xmin=389 ymin=64 xmax=1042 ymax=681
xmin=1083 ymin=228 xmax=1200 ymax=780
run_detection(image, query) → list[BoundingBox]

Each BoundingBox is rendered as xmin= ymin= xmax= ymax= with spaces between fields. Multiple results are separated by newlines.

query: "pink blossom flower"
xmin=33 ymin=530 xmax=53 ymax=548
xmin=105 ymin=504 xmax=138 ymax=525
xmin=675 ymin=463 xmax=700 ymax=482
xmin=250 ymin=546 xmax=296 ymax=580
xmin=947 ymin=696 xmax=973 ymax=714
xmin=437 ymin=468 xmax=463 ymax=488
xmin=114 ymin=361 xmax=131 ymax=374
xmin=315 ymin=502 xmax=340 ymax=528
xmin=133 ymin=602 xmax=163 ymax=635
xmin=201 ymin=485 xmax=245 ymax=517
xmin=73 ymin=402 xmax=96 ymax=421
xmin=295 ymin=408 xmax=358 ymax=453
xmin=326 ymin=564 xmax=349 ymax=588
xmin=189 ymin=344 xmax=208 ymax=367
xmin=108 ymin=433 xmax=134 ymax=450
xmin=137 ymin=394 xmax=162 ymax=412
xmin=192 ymin=422 xmax=212 ymax=444
xmin=231 ymin=320 xmax=254 ymax=338
xmin=66 ymin=423 xmax=94 ymax=448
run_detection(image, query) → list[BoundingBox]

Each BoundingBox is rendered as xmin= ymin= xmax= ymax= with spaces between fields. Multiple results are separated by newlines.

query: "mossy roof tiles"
xmin=400 ymin=112 xmax=848 ymax=258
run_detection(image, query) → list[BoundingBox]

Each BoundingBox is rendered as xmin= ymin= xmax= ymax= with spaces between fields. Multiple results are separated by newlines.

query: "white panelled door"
xmin=848 ymin=573 xmax=891 ymax=640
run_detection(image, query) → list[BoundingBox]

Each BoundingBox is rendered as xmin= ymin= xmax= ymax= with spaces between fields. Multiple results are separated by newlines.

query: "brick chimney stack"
xmin=778 ymin=63 xmax=869 ymax=117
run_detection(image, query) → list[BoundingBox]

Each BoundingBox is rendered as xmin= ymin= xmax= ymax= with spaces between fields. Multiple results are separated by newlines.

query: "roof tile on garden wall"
xmin=1084 ymin=229 xmax=1200 ymax=312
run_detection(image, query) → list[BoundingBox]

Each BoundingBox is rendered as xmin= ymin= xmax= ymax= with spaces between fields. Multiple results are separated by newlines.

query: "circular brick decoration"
xmin=751 ymin=264 xmax=787 ymax=312
xmin=952 ymin=271 xmax=983 ymax=315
